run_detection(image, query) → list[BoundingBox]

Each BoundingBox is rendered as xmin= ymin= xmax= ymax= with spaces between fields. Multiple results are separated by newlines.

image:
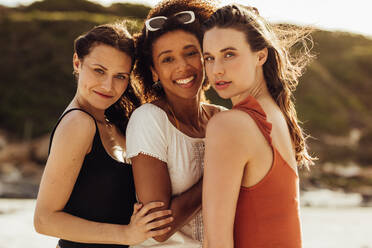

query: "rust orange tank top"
xmin=233 ymin=95 xmax=302 ymax=248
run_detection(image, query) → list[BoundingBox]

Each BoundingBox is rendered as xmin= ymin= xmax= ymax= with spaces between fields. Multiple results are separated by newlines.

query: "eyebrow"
xmin=203 ymin=47 xmax=237 ymax=56
xmin=157 ymin=50 xmax=172 ymax=58
xmin=157 ymin=44 xmax=199 ymax=58
xmin=117 ymin=72 xmax=130 ymax=75
xmin=93 ymin=64 xmax=107 ymax=70
xmin=184 ymin=44 xmax=198 ymax=50
xmin=220 ymin=47 xmax=237 ymax=52
xmin=93 ymin=64 xmax=130 ymax=75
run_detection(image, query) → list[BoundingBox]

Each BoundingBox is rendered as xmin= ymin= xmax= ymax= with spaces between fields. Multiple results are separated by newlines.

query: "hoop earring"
xmin=152 ymin=80 xmax=162 ymax=90
xmin=73 ymin=70 xmax=79 ymax=78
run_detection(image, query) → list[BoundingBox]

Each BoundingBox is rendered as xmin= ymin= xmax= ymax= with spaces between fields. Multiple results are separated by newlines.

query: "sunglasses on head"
xmin=145 ymin=11 xmax=196 ymax=34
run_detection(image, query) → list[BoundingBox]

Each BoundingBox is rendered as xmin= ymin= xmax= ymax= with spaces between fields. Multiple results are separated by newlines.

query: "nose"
xmin=175 ymin=57 xmax=189 ymax=72
xmin=101 ymin=75 xmax=113 ymax=91
xmin=212 ymin=59 xmax=224 ymax=77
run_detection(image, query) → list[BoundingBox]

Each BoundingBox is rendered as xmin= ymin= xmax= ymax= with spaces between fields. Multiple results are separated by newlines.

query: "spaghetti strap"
xmin=61 ymin=108 xmax=97 ymax=127
xmin=233 ymin=95 xmax=273 ymax=145
xmin=48 ymin=108 xmax=97 ymax=154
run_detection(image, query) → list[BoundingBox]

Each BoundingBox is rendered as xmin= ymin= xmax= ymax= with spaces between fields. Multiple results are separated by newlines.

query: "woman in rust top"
xmin=202 ymin=5 xmax=316 ymax=248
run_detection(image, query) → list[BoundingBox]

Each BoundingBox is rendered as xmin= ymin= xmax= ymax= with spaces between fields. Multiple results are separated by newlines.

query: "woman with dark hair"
xmin=202 ymin=5 xmax=315 ymax=248
xmin=33 ymin=22 xmax=173 ymax=248
xmin=125 ymin=0 xmax=224 ymax=247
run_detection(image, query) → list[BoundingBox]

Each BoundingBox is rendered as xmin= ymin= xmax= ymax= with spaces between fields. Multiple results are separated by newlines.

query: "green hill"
xmin=23 ymin=0 xmax=107 ymax=13
xmin=295 ymin=31 xmax=372 ymax=167
xmin=15 ymin=0 xmax=150 ymax=19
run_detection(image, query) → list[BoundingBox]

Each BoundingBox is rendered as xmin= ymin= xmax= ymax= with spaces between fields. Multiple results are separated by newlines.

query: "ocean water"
xmin=0 ymin=199 xmax=371 ymax=248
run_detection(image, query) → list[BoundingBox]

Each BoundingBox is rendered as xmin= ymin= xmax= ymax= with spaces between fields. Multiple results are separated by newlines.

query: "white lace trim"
xmin=126 ymin=151 xmax=167 ymax=163
xmin=191 ymin=211 xmax=204 ymax=242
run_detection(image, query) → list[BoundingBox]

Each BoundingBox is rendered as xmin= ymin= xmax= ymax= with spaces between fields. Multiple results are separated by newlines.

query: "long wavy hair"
xmin=133 ymin=0 xmax=217 ymax=103
xmin=73 ymin=22 xmax=141 ymax=135
xmin=203 ymin=4 xmax=316 ymax=167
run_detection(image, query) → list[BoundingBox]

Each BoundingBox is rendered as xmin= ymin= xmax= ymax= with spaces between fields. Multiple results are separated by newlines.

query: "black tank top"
xmin=48 ymin=108 xmax=136 ymax=248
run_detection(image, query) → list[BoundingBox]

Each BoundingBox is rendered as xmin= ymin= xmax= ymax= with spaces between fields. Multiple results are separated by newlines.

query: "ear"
xmin=257 ymin=47 xmax=268 ymax=66
xmin=150 ymin=66 xmax=159 ymax=82
xmin=73 ymin=53 xmax=81 ymax=74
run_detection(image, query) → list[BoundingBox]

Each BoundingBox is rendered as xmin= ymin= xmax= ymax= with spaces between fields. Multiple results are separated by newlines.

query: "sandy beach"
xmin=1 ymin=199 xmax=371 ymax=248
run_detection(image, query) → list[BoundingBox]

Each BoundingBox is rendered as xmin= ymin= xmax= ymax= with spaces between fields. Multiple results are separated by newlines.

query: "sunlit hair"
xmin=133 ymin=0 xmax=217 ymax=103
xmin=73 ymin=22 xmax=141 ymax=135
xmin=203 ymin=4 xmax=316 ymax=167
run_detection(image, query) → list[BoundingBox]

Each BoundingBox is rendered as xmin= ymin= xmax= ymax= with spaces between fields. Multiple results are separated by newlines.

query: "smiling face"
xmin=203 ymin=27 xmax=267 ymax=103
xmin=151 ymin=30 xmax=204 ymax=101
xmin=73 ymin=43 xmax=132 ymax=111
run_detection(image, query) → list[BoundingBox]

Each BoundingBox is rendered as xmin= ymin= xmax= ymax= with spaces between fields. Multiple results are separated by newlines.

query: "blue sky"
xmin=1 ymin=0 xmax=371 ymax=37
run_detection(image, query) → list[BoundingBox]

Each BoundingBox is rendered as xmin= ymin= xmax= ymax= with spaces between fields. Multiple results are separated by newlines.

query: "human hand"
xmin=126 ymin=202 xmax=173 ymax=245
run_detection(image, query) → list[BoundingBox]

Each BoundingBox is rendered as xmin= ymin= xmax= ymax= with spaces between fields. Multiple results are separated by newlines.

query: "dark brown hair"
xmin=203 ymin=4 xmax=316 ymax=167
xmin=133 ymin=0 xmax=217 ymax=103
xmin=73 ymin=22 xmax=140 ymax=135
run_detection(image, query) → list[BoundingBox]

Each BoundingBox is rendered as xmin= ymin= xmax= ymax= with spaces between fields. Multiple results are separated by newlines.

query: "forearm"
xmin=203 ymin=198 xmax=234 ymax=248
xmin=203 ymin=233 xmax=234 ymax=248
xmin=202 ymin=179 xmax=236 ymax=248
xmin=131 ymin=154 xmax=202 ymax=242
xmin=34 ymin=210 xmax=132 ymax=245
xmin=203 ymin=232 xmax=233 ymax=248
xmin=154 ymin=179 xmax=202 ymax=242
xmin=204 ymin=235 xmax=233 ymax=248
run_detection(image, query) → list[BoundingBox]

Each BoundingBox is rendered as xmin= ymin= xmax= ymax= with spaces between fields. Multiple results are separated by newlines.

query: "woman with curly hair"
xmin=202 ymin=4 xmax=315 ymax=248
xmin=34 ymin=22 xmax=173 ymax=248
xmin=125 ymin=0 xmax=224 ymax=247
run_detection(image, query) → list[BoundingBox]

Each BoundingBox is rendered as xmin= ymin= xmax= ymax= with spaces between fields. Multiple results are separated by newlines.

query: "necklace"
xmin=97 ymin=115 xmax=112 ymax=128
xmin=166 ymin=101 xmax=180 ymax=129
xmin=166 ymin=101 xmax=206 ymax=131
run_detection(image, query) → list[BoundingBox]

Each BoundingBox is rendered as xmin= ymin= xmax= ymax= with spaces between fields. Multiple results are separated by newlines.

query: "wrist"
xmin=113 ymin=224 xmax=131 ymax=245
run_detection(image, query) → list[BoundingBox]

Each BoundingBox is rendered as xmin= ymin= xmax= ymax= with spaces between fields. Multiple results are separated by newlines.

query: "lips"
xmin=215 ymin=80 xmax=231 ymax=90
xmin=173 ymin=75 xmax=196 ymax=88
xmin=94 ymin=90 xmax=113 ymax=99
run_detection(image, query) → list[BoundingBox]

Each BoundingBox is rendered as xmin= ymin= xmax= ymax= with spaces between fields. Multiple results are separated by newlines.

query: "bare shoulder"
xmin=202 ymin=102 xmax=229 ymax=117
xmin=57 ymin=110 xmax=95 ymax=135
xmin=52 ymin=110 xmax=96 ymax=150
xmin=206 ymin=109 xmax=259 ymax=143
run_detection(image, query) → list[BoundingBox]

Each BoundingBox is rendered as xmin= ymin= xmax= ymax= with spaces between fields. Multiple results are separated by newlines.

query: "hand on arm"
xmin=125 ymin=201 xmax=173 ymax=245
xmin=202 ymin=111 xmax=251 ymax=248
xmin=131 ymin=154 xmax=202 ymax=242
xmin=34 ymin=111 xmax=172 ymax=245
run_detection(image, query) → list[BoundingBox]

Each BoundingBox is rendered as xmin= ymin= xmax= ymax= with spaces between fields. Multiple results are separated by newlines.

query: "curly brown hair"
xmin=74 ymin=22 xmax=141 ymax=135
xmin=133 ymin=0 xmax=217 ymax=103
xmin=203 ymin=4 xmax=316 ymax=167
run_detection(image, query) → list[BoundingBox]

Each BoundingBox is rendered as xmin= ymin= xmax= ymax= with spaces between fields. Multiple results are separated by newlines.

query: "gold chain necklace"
xmin=166 ymin=101 xmax=180 ymax=130
xmin=97 ymin=116 xmax=111 ymax=127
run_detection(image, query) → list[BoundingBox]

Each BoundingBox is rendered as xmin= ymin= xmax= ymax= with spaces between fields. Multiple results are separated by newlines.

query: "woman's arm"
xmin=34 ymin=111 xmax=172 ymax=245
xmin=202 ymin=111 xmax=252 ymax=248
xmin=131 ymin=154 xmax=202 ymax=242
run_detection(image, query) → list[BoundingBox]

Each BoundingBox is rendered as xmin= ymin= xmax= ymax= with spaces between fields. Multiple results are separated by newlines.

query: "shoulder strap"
xmin=48 ymin=108 xmax=97 ymax=154
xmin=233 ymin=96 xmax=273 ymax=145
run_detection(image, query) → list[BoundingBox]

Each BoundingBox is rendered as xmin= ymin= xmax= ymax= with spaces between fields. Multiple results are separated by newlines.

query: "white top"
xmin=126 ymin=103 xmax=224 ymax=248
